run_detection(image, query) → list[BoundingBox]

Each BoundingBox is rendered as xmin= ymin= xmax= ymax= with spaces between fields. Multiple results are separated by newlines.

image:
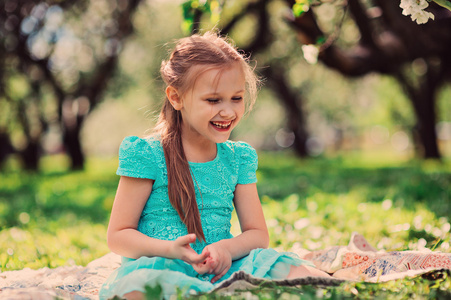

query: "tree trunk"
xmin=20 ymin=140 xmax=40 ymax=170
xmin=395 ymin=61 xmax=442 ymax=159
xmin=63 ymin=116 xmax=85 ymax=170
xmin=289 ymin=111 xmax=309 ymax=157
xmin=416 ymin=110 xmax=440 ymax=159
xmin=408 ymin=87 xmax=441 ymax=159
xmin=264 ymin=65 xmax=309 ymax=156
xmin=0 ymin=132 xmax=14 ymax=167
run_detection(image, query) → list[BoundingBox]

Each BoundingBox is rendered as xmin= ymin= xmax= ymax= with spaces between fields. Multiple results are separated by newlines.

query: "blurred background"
xmin=1 ymin=0 xmax=450 ymax=171
xmin=1 ymin=1 xmax=451 ymax=280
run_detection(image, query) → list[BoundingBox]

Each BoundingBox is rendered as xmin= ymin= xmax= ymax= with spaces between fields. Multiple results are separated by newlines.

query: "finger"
xmin=187 ymin=250 xmax=210 ymax=264
xmin=207 ymin=257 xmax=218 ymax=274
xmin=211 ymin=267 xmax=229 ymax=283
xmin=192 ymin=256 xmax=214 ymax=274
xmin=187 ymin=248 xmax=210 ymax=264
xmin=189 ymin=246 xmax=211 ymax=263
xmin=198 ymin=248 xmax=211 ymax=262
xmin=192 ymin=261 xmax=210 ymax=274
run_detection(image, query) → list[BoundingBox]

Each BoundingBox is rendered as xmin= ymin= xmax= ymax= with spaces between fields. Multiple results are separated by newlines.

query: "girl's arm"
xmin=195 ymin=183 xmax=269 ymax=282
xmin=225 ymin=182 xmax=270 ymax=258
xmin=107 ymin=176 xmax=209 ymax=263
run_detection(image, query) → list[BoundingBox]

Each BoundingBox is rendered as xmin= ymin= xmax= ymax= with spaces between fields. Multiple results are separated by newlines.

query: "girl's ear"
xmin=166 ymin=86 xmax=183 ymax=110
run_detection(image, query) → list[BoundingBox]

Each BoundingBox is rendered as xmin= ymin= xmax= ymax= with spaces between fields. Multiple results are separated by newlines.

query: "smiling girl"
xmin=99 ymin=31 xmax=329 ymax=300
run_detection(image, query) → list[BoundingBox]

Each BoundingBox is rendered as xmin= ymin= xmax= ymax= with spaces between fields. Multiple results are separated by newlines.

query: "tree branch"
xmin=347 ymin=0 xmax=376 ymax=47
xmin=262 ymin=63 xmax=309 ymax=156
xmin=220 ymin=0 xmax=267 ymax=35
xmin=75 ymin=0 xmax=142 ymax=111
xmin=241 ymin=0 xmax=272 ymax=54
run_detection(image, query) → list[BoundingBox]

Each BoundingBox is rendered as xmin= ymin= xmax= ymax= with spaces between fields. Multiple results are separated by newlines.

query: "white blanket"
xmin=1 ymin=233 xmax=450 ymax=299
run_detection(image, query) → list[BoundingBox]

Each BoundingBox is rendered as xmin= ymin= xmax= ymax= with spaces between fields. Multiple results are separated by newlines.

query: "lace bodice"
xmin=116 ymin=136 xmax=258 ymax=253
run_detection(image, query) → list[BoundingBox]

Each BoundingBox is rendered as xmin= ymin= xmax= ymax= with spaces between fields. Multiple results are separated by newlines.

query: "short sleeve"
xmin=236 ymin=142 xmax=258 ymax=184
xmin=116 ymin=136 xmax=157 ymax=179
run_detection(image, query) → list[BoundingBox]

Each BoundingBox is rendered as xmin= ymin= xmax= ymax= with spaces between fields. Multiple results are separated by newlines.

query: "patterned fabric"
xmin=360 ymin=251 xmax=451 ymax=277
xmin=301 ymin=232 xmax=451 ymax=282
xmin=100 ymin=136 xmax=312 ymax=299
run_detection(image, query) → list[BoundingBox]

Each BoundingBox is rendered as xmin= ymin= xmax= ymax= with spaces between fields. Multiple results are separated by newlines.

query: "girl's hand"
xmin=169 ymin=234 xmax=210 ymax=265
xmin=192 ymin=243 xmax=232 ymax=283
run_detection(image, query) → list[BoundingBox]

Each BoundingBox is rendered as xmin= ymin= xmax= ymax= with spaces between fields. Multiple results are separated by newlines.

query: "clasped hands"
xmin=169 ymin=234 xmax=231 ymax=283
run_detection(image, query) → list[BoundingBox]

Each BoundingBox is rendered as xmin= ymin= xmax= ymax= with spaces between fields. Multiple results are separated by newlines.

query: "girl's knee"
xmin=123 ymin=290 xmax=145 ymax=300
xmin=287 ymin=265 xmax=331 ymax=279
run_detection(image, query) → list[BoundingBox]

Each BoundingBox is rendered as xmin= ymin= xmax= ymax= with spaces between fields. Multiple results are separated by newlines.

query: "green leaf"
xmin=292 ymin=3 xmax=309 ymax=17
xmin=316 ymin=36 xmax=326 ymax=45
xmin=144 ymin=283 xmax=163 ymax=299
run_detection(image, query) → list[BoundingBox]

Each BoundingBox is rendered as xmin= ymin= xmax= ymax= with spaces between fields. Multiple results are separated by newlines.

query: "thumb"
xmin=176 ymin=233 xmax=197 ymax=246
xmin=199 ymin=247 xmax=211 ymax=261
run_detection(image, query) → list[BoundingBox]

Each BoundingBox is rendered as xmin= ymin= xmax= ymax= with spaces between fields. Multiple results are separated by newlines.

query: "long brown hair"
xmin=154 ymin=31 xmax=258 ymax=241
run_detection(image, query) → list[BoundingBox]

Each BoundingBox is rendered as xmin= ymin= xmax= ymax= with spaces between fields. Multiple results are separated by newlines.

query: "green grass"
xmin=0 ymin=152 xmax=450 ymax=298
xmin=255 ymin=152 xmax=451 ymax=253
xmin=0 ymin=155 xmax=117 ymax=270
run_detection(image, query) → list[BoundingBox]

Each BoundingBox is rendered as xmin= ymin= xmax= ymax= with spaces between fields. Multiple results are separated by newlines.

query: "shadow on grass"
xmin=0 ymin=159 xmax=118 ymax=229
xmin=257 ymin=152 xmax=451 ymax=219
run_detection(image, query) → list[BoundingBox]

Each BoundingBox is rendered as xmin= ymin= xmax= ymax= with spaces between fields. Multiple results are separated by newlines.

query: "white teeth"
xmin=212 ymin=121 xmax=232 ymax=129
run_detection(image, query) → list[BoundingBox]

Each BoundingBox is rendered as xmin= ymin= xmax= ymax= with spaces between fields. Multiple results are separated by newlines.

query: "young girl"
xmin=100 ymin=31 xmax=329 ymax=300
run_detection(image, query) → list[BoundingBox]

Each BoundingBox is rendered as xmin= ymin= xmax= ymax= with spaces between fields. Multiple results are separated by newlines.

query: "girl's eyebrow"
xmin=203 ymin=90 xmax=245 ymax=96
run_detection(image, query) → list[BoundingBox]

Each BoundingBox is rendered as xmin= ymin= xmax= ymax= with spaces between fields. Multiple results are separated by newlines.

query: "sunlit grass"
xmin=261 ymin=192 xmax=450 ymax=253
xmin=0 ymin=220 xmax=108 ymax=271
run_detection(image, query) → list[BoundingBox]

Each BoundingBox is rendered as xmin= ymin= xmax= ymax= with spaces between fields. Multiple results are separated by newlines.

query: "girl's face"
xmin=177 ymin=63 xmax=246 ymax=145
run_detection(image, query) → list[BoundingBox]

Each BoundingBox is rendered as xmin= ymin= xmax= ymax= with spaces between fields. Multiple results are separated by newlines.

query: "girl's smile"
xmin=211 ymin=120 xmax=233 ymax=130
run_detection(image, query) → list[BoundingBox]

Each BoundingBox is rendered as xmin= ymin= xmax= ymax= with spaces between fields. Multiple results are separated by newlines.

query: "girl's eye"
xmin=207 ymin=99 xmax=219 ymax=103
xmin=232 ymin=97 xmax=243 ymax=101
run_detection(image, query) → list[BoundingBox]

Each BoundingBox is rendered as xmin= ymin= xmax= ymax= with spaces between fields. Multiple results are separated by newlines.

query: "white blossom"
xmin=400 ymin=0 xmax=428 ymax=12
xmin=301 ymin=44 xmax=319 ymax=64
xmin=400 ymin=0 xmax=435 ymax=24
xmin=410 ymin=10 xmax=435 ymax=24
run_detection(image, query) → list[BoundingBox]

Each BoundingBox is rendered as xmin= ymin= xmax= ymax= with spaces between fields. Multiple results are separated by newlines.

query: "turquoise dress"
xmin=99 ymin=136 xmax=313 ymax=299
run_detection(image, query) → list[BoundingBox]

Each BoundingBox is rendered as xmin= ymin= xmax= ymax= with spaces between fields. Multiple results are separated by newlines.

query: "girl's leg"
xmin=123 ymin=290 xmax=145 ymax=300
xmin=287 ymin=265 xmax=331 ymax=278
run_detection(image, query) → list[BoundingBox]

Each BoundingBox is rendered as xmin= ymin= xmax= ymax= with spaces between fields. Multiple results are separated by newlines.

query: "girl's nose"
xmin=219 ymin=104 xmax=234 ymax=118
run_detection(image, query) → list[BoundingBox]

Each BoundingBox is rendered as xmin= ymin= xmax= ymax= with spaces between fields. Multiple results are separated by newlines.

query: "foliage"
xmin=181 ymin=0 xmax=224 ymax=34
xmin=292 ymin=0 xmax=313 ymax=18
xmin=0 ymin=0 xmax=142 ymax=169
xmin=434 ymin=0 xmax=451 ymax=11
xmin=290 ymin=0 xmax=451 ymax=24
xmin=1 ymin=153 xmax=450 ymax=298
xmin=3 ymin=0 xmax=451 ymax=171
xmin=284 ymin=0 xmax=451 ymax=159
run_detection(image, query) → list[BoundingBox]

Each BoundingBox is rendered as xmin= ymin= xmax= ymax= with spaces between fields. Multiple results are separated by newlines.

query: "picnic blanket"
xmin=298 ymin=232 xmax=451 ymax=282
xmin=1 ymin=233 xmax=450 ymax=299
